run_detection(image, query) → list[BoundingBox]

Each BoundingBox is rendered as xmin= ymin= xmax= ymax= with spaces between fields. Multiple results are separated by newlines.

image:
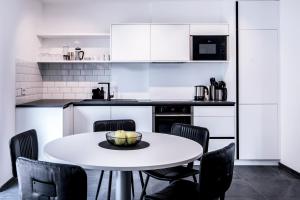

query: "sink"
xmin=81 ymin=99 xmax=138 ymax=102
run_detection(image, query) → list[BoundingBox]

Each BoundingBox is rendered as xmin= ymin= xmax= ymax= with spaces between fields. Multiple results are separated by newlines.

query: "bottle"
xmin=99 ymin=87 xmax=105 ymax=99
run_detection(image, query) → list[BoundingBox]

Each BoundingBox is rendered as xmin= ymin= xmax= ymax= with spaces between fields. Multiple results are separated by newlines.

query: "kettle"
xmin=194 ymin=85 xmax=209 ymax=101
xmin=75 ymin=47 xmax=84 ymax=60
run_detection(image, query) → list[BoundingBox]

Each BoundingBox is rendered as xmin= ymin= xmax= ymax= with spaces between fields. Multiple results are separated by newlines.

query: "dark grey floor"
xmin=0 ymin=166 xmax=299 ymax=200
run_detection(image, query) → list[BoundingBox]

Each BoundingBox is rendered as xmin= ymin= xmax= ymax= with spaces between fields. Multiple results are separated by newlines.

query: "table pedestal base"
xmin=116 ymin=171 xmax=131 ymax=200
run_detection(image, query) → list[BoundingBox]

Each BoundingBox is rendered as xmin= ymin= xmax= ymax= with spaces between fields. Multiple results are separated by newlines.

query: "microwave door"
xmin=192 ymin=36 xmax=227 ymax=60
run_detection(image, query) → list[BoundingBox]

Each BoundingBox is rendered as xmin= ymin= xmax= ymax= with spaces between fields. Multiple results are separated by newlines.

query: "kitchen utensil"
xmin=215 ymin=89 xmax=223 ymax=101
xmin=75 ymin=47 xmax=84 ymax=60
xmin=194 ymin=85 xmax=209 ymax=101
xmin=62 ymin=46 xmax=70 ymax=60
xmin=209 ymin=85 xmax=216 ymax=101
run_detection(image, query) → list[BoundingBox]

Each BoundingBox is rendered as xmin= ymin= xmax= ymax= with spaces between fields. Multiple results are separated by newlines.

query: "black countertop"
xmin=16 ymin=99 xmax=235 ymax=108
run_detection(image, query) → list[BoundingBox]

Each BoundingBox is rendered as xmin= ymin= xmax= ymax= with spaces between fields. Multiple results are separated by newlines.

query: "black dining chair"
xmin=16 ymin=157 xmax=87 ymax=200
xmin=94 ymin=119 xmax=143 ymax=200
xmin=144 ymin=143 xmax=235 ymax=200
xmin=10 ymin=129 xmax=38 ymax=179
xmin=140 ymin=123 xmax=209 ymax=199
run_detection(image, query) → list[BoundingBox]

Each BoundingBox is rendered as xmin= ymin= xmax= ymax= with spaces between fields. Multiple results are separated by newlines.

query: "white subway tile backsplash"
xmin=43 ymin=81 xmax=54 ymax=87
xmin=17 ymin=62 xmax=111 ymax=102
xmin=16 ymin=60 xmax=42 ymax=104
xmin=51 ymin=93 xmax=64 ymax=99
xmin=78 ymin=82 xmax=92 ymax=87
xmin=63 ymin=93 xmax=76 ymax=99
xmin=59 ymin=87 xmax=71 ymax=93
xmin=66 ymin=82 xmax=78 ymax=87
xmin=75 ymin=93 xmax=89 ymax=99
xmin=54 ymin=82 xmax=66 ymax=87
xmin=48 ymin=87 xmax=60 ymax=93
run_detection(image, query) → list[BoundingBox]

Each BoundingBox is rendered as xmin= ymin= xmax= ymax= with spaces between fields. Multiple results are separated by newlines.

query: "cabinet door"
xmin=239 ymin=105 xmax=279 ymax=160
xmin=16 ymin=108 xmax=64 ymax=161
xmin=239 ymin=30 xmax=279 ymax=104
xmin=209 ymin=139 xmax=235 ymax=152
xmin=111 ymin=24 xmax=150 ymax=61
xmin=73 ymin=106 xmax=111 ymax=134
xmin=194 ymin=117 xmax=235 ymax=137
xmin=239 ymin=1 xmax=279 ymax=30
xmin=111 ymin=106 xmax=152 ymax=132
xmin=150 ymin=25 xmax=190 ymax=61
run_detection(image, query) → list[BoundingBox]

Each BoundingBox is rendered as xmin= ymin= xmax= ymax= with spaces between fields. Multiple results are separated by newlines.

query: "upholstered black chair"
xmin=145 ymin=143 xmax=235 ymax=200
xmin=94 ymin=119 xmax=141 ymax=200
xmin=10 ymin=129 xmax=38 ymax=179
xmin=16 ymin=157 xmax=87 ymax=200
xmin=140 ymin=123 xmax=209 ymax=199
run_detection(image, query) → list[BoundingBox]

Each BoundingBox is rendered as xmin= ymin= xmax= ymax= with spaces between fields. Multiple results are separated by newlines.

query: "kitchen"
xmin=1 ymin=0 xmax=300 ymax=200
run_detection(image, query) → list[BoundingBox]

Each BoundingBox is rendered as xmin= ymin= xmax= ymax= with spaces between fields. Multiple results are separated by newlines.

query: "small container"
xmin=99 ymin=87 xmax=105 ymax=99
xmin=106 ymin=131 xmax=142 ymax=147
xmin=215 ymin=89 xmax=223 ymax=101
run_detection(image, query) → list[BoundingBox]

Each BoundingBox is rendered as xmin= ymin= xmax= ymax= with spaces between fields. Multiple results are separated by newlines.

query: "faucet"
xmin=98 ymin=82 xmax=114 ymax=101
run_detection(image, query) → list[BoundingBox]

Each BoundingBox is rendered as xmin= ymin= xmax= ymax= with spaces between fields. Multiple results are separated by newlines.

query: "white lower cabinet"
xmin=193 ymin=106 xmax=235 ymax=153
xmin=73 ymin=106 xmax=153 ymax=134
xmin=111 ymin=106 xmax=152 ymax=132
xmin=209 ymin=139 xmax=235 ymax=152
xmin=194 ymin=116 xmax=235 ymax=137
xmin=239 ymin=105 xmax=279 ymax=160
xmin=73 ymin=106 xmax=111 ymax=134
xmin=16 ymin=107 xmax=65 ymax=161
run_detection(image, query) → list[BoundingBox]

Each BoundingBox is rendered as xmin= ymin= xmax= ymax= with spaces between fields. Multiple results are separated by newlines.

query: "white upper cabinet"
xmin=150 ymin=24 xmax=190 ymax=61
xmin=190 ymin=24 xmax=229 ymax=35
xmin=111 ymin=24 xmax=150 ymax=61
xmin=239 ymin=1 xmax=279 ymax=30
xmin=239 ymin=30 xmax=279 ymax=104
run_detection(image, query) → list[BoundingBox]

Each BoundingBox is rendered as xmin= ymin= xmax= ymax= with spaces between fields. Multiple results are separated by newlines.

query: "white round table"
xmin=44 ymin=132 xmax=203 ymax=200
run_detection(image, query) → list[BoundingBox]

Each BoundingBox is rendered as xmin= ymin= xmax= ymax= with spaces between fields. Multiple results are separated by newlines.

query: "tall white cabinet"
xmin=239 ymin=1 xmax=279 ymax=160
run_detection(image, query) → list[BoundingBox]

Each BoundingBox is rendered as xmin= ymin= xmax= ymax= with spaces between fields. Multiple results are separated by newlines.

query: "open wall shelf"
xmin=37 ymin=33 xmax=110 ymax=39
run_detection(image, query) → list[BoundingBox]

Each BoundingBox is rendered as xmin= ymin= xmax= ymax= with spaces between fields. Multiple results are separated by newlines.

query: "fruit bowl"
xmin=106 ymin=131 xmax=142 ymax=147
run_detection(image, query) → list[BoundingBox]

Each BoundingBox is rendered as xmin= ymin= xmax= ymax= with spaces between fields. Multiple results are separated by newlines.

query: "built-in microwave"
xmin=191 ymin=35 xmax=227 ymax=60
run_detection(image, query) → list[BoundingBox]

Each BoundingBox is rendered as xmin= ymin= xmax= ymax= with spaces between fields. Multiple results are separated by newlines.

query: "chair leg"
xmin=130 ymin=171 xmax=135 ymax=197
xmin=220 ymin=193 xmax=225 ymax=200
xmin=107 ymin=171 xmax=113 ymax=200
xmin=192 ymin=175 xmax=197 ymax=183
xmin=139 ymin=171 xmax=145 ymax=188
xmin=139 ymin=174 xmax=150 ymax=200
xmin=95 ymin=170 xmax=104 ymax=200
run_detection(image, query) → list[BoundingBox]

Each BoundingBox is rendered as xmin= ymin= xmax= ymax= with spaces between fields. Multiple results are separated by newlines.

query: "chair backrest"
xmin=10 ymin=129 xmax=38 ymax=178
xmin=93 ymin=119 xmax=136 ymax=132
xmin=17 ymin=157 xmax=87 ymax=200
xmin=198 ymin=143 xmax=235 ymax=199
xmin=171 ymin=123 xmax=209 ymax=154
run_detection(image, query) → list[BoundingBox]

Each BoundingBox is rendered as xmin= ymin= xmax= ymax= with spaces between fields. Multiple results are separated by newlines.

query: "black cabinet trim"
xmin=210 ymin=137 xmax=235 ymax=140
xmin=235 ymin=1 xmax=240 ymax=159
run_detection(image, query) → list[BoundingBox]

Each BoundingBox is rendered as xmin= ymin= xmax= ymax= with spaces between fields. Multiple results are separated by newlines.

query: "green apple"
xmin=114 ymin=130 xmax=126 ymax=145
xmin=126 ymin=131 xmax=138 ymax=145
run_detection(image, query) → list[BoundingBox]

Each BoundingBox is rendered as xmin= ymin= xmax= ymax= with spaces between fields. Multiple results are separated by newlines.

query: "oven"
xmin=191 ymin=35 xmax=227 ymax=60
xmin=153 ymin=105 xmax=192 ymax=133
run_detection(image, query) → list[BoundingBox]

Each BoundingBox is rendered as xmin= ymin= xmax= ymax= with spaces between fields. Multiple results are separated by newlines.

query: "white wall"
xmin=0 ymin=0 xmax=20 ymax=187
xmin=41 ymin=0 xmax=237 ymax=100
xmin=280 ymin=0 xmax=300 ymax=173
xmin=0 ymin=0 xmax=42 ymax=186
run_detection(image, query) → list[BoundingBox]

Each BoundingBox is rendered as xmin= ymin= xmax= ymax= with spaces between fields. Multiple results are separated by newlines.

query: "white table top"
xmin=44 ymin=132 xmax=203 ymax=171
